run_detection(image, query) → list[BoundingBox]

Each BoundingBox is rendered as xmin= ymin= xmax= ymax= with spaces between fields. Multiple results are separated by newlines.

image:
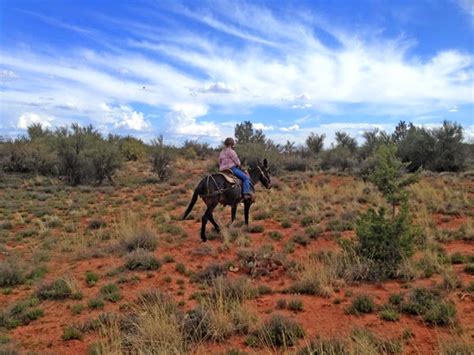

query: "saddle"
xmin=217 ymin=169 xmax=239 ymax=184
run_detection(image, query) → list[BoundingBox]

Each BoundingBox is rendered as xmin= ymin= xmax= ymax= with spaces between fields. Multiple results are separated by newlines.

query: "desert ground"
xmin=0 ymin=159 xmax=472 ymax=354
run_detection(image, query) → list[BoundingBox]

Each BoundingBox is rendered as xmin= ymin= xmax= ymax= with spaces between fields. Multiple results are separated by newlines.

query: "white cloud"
xmin=280 ymin=124 xmax=300 ymax=132
xmin=114 ymin=111 xmax=151 ymax=131
xmin=449 ymin=106 xmax=459 ymax=112
xmin=17 ymin=112 xmax=54 ymax=129
xmin=253 ymin=123 xmax=274 ymax=130
xmin=166 ymin=103 xmax=221 ymax=137
xmin=0 ymin=69 xmax=17 ymax=79
xmin=195 ymin=82 xmax=236 ymax=94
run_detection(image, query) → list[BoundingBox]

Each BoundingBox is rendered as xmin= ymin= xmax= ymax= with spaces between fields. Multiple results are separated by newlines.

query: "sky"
xmin=0 ymin=0 xmax=473 ymax=146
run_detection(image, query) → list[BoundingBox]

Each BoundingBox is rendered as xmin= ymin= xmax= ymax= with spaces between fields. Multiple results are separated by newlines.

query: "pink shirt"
xmin=219 ymin=147 xmax=241 ymax=171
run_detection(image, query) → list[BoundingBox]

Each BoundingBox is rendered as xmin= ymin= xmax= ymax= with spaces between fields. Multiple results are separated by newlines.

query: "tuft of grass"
xmin=247 ymin=314 xmax=304 ymax=348
xmin=125 ymin=249 xmax=162 ymax=271
xmin=0 ymin=298 xmax=44 ymax=329
xmin=297 ymin=336 xmax=348 ymax=355
xmin=380 ymin=308 xmax=400 ymax=322
xmin=347 ymin=294 xmax=375 ymax=315
xmin=175 ymin=263 xmax=187 ymax=275
xmin=287 ymin=299 xmax=304 ymax=312
xmin=71 ymin=304 xmax=84 ymax=315
xmin=122 ymin=228 xmax=158 ymax=252
xmin=276 ymin=299 xmax=287 ymax=309
xmin=0 ymin=260 xmax=24 ymax=287
xmin=248 ymin=225 xmax=264 ymax=233
xmin=37 ymin=278 xmax=76 ymax=300
xmin=85 ymin=271 xmax=99 ymax=287
xmin=62 ymin=326 xmax=83 ymax=341
xmin=463 ymin=263 xmax=474 ymax=275
xmin=100 ymin=284 xmax=121 ymax=302
xmin=268 ymin=231 xmax=283 ymax=241
xmin=449 ymin=252 xmax=465 ymax=264
xmin=88 ymin=298 xmax=105 ymax=309
xmin=88 ymin=218 xmax=106 ymax=230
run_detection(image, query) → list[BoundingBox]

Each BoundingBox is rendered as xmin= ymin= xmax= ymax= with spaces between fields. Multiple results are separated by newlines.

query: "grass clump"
xmin=37 ymin=278 xmax=76 ymax=300
xmin=0 ymin=298 xmax=44 ymax=329
xmin=122 ymin=228 xmax=157 ymax=252
xmin=463 ymin=263 xmax=474 ymax=275
xmin=380 ymin=308 xmax=400 ymax=322
xmin=88 ymin=218 xmax=106 ymax=230
xmin=287 ymin=299 xmax=304 ymax=312
xmin=62 ymin=326 xmax=83 ymax=341
xmin=0 ymin=260 xmax=24 ymax=287
xmin=449 ymin=252 xmax=465 ymax=264
xmin=268 ymin=231 xmax=283 ymax=241
xmin=347 ymin=294 xmax=375 ymax=315
xmin=100 ymin=284 xmax=121 ymax=302
xmin=297 ymin=336 xmax=348 ymax=355
xmin=125 ymin=249 xmax=161 ymax=271
xmin=248 ymin=225 xmax=264 ymax=233
xmin=88 ymin=298 xmax=105 ymax=309
xmin=401 ymin=287 xmax=456 ymax=326
xmin=85 ymin=271 xmax=99 ymax=287
xmin=247 ymin=314 xmax=304 ymax=348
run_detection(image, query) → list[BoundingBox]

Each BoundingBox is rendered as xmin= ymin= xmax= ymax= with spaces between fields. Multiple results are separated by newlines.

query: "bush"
xmin=288 ymin=299 xmax=304 ymax=312
xmin=122 ymin=228 xmax=158 ymax=252
xmin=62 ymin=326 xmax=83 ymax=341
xmin=100 ymin=284 xmax=121 ymax=302
xmin=88 ymin=298 xmax=105 ymax=309
xmin=0 ymin=298 xmax=43 ymax=329
xmin=347 ymin=294 xmax=375 ymax=315
xmin=380 ymin=309 xmax=400 ymax=321
xmin=320 ymin=146 xmax=356 ymax=171
xmin=125 ymin=249 xmax=162 ymax=271
xmin=401 ymin=287 xmax=456 ymax=326
xmin=449 ymin=252 xmax=465 ymax=264
xmin=0 ymin=260 xmax=24 ymax=287
xmin=249 ymin=315 xmax=304 ymax=348
xmin=464 ymin=264 xmax=474 ymax=275
xmin=297 ymin=336 xmax=347 ymax=355
xmin=37 ymin=278 xmax=73 ymax=300
xmin=150 ymin=135 xmax=173 ymax=181
xmin=85 ymin=271 xmax=99 ymax=287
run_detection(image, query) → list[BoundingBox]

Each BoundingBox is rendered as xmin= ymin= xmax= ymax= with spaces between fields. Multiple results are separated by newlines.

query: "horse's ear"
xmin=263 ymin=158 xmax=268 ymax=168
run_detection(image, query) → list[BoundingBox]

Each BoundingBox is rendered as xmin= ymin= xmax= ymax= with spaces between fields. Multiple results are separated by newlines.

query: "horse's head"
xmin=256 ymin=158 xmax=272 ymax=189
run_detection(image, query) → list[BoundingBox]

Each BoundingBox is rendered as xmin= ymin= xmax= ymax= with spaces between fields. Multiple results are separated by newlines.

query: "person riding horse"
xmin=219 ymin=137 xmax=254 ymax=201
xmin=182 ymin=138 xmax=272 ymax=241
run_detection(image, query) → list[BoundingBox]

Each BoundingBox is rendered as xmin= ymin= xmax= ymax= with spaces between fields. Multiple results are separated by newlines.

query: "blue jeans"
xmin=231 ymin=167 xmax=251 ymax=194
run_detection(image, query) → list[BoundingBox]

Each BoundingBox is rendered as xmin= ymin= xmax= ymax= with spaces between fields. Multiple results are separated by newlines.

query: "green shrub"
xmin=288 ymin=299 xmax=304 ymax=312
xmin=293 ymin=234 xmax=309 ymax=246
xmin=297 ymin=336 xmax=347 ymax=355
xmin=388 ymin=293 xmax=404 ymax=307
xmin=88 ymin=298 xmax=105 ymax=309
xmin=422 ymin=302 xmax=456 ymax=326
xmin=150 ymin=135 xmax=173 ymax=181
xmin=268 ymin=231 xmax=283 ymax=241
xmin=0 ymin=298 xmax=44 ymax=329
xmin=37 ymin=278 xmax=73 ymax=300
xmin=0 ymin=260 xmax=24 ymax=287
xmin=85 ymin=271 xmax=99 ymax=287
xmin=347 ymin=294 xmax=375 ymax=315
xmin=70 ymin=304 xmax=84 ymax=315
xmin=450 ymin=252 xmax=465 ymax=264
xmin=380 ymin=308 xmax=400 ymax=322
xmin=249 ymin=314 xmax=304 ymax=348
xmin=175 ymin=263 xmax=187 ymax=275
xmin=123 ymin=228 xmax=157 ymax=252
xmin=305 ymin=226 xmax=323 ymax=239
xmin=276 ymin=299 xmax=287 ymax=309
xmin=248 ymin=225 xmax=264 ymax=233
xmin=62 ymin=326 xmax=83 ymax=341
xmin=100 ymin=284 xmax=121 ymax=302
xmin=464 ymin=263 xmax=474 ymax=275
xmin=125 ymin=249 xmax=161 ymax=271
xmin=88 ymin=218 xmax=106 ymax=230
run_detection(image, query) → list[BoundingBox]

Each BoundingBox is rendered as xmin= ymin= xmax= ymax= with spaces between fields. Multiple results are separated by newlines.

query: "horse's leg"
xmin=208 ymin=213 xmax=220 ymax=233
xmin=244 ymin=201 xmax=251 ymax=225
xmin=231 ymin=203 xmax=237 ymax=222
xmin=200 ymin=210 xmax=208 ymax=242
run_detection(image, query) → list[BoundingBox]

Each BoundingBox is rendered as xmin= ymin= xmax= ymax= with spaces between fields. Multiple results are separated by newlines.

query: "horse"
xmin=182 ymin=159 xmax=272 ymax=242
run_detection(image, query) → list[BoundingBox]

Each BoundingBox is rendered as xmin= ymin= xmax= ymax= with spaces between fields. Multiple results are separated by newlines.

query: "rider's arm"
xmin=231 ymin=150 xmax=241 ymax=167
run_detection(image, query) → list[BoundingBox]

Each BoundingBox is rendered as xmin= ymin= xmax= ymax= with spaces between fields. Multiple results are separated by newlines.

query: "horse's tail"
xmin=182 ymin=187 xmax=200 ymax=220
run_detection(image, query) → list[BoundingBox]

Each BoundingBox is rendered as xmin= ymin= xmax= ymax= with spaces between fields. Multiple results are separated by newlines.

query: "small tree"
xmin=431 ymin=120 xmax=465 ymax=172
xmin=150 ymin=135 xmax=173 ymax=181
xmin=335 ymin=131 xmax=357 ymax=153
xmin=234 ymin=121 xmax=266 ymax=145
xmin=352 ymin=143 xmax=419 ymax=280
xmin=305 ymin=133 xmax=325 ymax=155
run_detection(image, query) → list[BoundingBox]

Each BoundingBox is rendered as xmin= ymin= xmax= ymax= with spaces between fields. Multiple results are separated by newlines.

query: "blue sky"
xmin=1 ymin=0 xmax=473 ymax=146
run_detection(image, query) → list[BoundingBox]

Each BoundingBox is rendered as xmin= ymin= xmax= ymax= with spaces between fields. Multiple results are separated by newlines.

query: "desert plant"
xmin=150 ymin=135 xmax=173 ymax=181
xmin=85 ymin=271 xmax=99 ymax=287
xmin=100 ymin=284 xmax=121 ymax=302
xmin=347 ymin=294 xmax=375 ymax=315
xmin=125 ymin=249 xmax=162 ymax=271
xmin=248 ymin=314 xmax=304 ymax=348
xmin=37 ymin=278 xmax=75 ymax=300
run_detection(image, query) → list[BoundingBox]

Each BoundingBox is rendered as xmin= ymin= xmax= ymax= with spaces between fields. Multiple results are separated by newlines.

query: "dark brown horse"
xmin=182 ymin=159 xmax=272 ymax=241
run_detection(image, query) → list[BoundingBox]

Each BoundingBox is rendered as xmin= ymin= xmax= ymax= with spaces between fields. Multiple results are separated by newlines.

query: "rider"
xmin=219 ymin=137 xmax=253 ymax=201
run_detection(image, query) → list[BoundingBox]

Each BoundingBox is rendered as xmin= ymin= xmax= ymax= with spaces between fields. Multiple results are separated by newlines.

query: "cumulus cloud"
xmin=17 ymin=112 xmax=54 ymax=129
xmin=101 ymin=103 xmax=151 ymax=131
xmin=114 ymin=111 xmax=151 ymax=131
xmin=280 ymin=124 xmax=300 ymax=132
xmin=166 ymin=103 xmax=221 ymax=137
xmin=253 ymin=123 xmax=274 ymax=130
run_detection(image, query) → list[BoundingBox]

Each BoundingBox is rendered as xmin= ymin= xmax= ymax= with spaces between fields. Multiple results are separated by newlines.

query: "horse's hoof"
xmin=214 ymin=228 xmax=220 ymax=233
xmin=201 ymin=236 xmax=207 ymax=242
